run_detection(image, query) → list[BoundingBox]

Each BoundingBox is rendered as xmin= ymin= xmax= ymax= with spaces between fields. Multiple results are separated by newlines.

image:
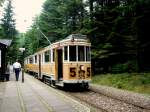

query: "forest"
xmin=1 ymin=0 xmax=150 ymax=74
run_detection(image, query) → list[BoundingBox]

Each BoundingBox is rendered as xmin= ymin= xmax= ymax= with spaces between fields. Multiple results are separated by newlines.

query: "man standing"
xmin=13 ymin=59 xmax=21 ymax=81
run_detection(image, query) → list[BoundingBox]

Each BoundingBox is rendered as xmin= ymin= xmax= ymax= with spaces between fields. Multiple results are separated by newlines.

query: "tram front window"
xmin=78 ymin=46 xmax=85 ymax=61
xmin=69 ymin=46 xmax=76 ymax=61
xmin=86 ymin=46 xmax=91 ymax=61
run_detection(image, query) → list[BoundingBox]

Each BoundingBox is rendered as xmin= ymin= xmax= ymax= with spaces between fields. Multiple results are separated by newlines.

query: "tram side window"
xmin=64 ymin=46 xmax=68 ymax=61
xmin=29 ymin=57 xmax=33 ymax=64
xmin=78 ymin=46 xmax=85 ymax=61
xmin=69 ymin=46 xmax=76 ymax=61
xmin=86 ymin=46 xmax=91 ymax=61
xmin=44 ymin=50 xmax=50 ymax=62
xmin=35 ymin=55 xmax=37 ymax=63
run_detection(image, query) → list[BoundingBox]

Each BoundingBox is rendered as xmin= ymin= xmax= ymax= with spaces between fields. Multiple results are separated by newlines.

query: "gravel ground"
xmin=90 ymin=84 xmax=150 ymax=110
xmin=68 ymin=90 xmax=148 ymax=112
xmin=61 ymin=90 xmax=104 ymax=112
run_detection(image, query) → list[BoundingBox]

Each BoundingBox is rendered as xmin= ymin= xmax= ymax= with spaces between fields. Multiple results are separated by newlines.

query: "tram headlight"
xmin=80 ymin=65 xmax=85 ymax=71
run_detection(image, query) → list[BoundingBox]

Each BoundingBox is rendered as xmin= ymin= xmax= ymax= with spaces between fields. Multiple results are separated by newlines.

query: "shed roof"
xmin=0 ymin=39 xmax=12 ymax=46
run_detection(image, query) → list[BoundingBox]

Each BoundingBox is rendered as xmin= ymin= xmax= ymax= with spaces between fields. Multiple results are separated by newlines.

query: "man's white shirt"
xmin=13 ymin=62 xmax=21 ymax=69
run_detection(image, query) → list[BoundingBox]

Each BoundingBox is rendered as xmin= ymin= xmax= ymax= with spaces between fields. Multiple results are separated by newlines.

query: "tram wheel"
xmin=52 ymin=80 xmax=55 ymax=86
xmin=81 ymin=83 xmax=89 ymax=90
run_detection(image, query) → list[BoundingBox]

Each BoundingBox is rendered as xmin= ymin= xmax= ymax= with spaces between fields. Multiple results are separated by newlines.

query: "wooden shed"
xmin=0 ymin=39 xmax=12 ymax=81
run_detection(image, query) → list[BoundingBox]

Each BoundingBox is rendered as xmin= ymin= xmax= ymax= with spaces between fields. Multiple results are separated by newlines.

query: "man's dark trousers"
xmin=15 ymin=68 xmax=20 ymax=81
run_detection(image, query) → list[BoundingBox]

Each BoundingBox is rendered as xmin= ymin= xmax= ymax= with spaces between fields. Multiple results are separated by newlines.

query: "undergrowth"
xmin=92 ymin=73 xmax=150 ymax=95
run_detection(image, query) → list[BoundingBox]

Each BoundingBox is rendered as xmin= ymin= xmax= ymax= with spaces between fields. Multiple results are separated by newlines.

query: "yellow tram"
xmin=24 ymin=34 xmax=91 ymax=88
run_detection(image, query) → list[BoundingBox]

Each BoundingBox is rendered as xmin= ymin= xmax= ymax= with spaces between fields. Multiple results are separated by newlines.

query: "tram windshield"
xmin=69 ymin=46 xmax=76 ymax=61
xmin=86 ymin=46 xmax=91 ymax=61
xmin=64 ymin=45 xmax=90 ymax=62
xmin=78 ymin=46 xmax=85 ymax=61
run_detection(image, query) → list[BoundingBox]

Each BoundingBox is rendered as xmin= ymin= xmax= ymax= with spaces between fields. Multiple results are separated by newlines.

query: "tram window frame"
xmin=26 ymin=58 xmax=28 ymax=64
xmin=44 ymin=50 xmax=50 ymax=62
xmin=27 ymin=58 xmax=29 ymax=64
xmin=78 ymin=46 xmax=85 ymax=61
xmin=42 ymin=53 xmax=44 ymax=63
xmin=52 ymin=49 xmax=55 ymax=62
xmin=41 ymin=53 xmax=44 ymax=64
xmin=69 ymin=45 xmax=76 ymax=61
xmin=86 ymin=46 xmax=91 ymax=61
xmin=64 ymin=46 xmax=68 ymax=61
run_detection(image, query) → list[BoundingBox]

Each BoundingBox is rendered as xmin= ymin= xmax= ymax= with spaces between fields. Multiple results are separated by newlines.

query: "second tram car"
xmin=24 ymin=34 xmax=91 ymax=88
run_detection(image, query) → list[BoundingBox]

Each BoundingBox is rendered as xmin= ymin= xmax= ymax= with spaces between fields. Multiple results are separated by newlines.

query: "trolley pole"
xmin=36 ymin=25 xmax=52 ymax=73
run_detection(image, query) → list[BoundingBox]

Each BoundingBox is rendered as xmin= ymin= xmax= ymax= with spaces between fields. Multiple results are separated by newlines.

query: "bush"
xmin=92 ymin=73 xmax=150 ymax=94
xmin=111 ymin=60 xmax=139 ymax=73
xmin=111 ymin=63 xmax=128 ymax=73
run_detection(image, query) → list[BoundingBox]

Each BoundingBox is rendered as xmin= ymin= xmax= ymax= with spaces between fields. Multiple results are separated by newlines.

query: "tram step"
xmin=56 ymin=81 xmax=64 ymax=87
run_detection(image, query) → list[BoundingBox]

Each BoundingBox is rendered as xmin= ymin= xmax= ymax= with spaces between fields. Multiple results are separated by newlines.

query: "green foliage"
xmin=111 ymin=60 xmax=139 ymax=73
xmin=24 ymin=0 xmax=87 ymax=54
xmin=39 ymin=0 xmax=65 ymax=39
xmin=23 ymin=0 xmax=150 ymax=73
xmin=92 ymin=73 xmax=150 ymax=95
xmin=0 ymin=0 xmax=17 ymax=62
xmin=111 ymin=63 xmax=128 ymax=73
xmin=0 ymin=27 xmax=4 ymax=38
xmin=0 ymin=0 xmax=16 ymax=39
xmin=0 ymin=0 xmax=4 ymax=6
xmin=24 ymin=25 xmax=40 ymax=55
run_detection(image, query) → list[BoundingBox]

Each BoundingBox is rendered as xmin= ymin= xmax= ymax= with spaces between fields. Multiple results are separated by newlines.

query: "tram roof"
xmin=66 ymin=34 xmax=87 ymax=40
xmin=53 ymin=34 xmax=89 ymax=44
xmin=25 ymin=34 xmax=90 ymax=58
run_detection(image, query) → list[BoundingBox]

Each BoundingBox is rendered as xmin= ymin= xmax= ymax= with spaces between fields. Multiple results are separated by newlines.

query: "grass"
xmin=92 ymin=73 xmax=150 ymax=95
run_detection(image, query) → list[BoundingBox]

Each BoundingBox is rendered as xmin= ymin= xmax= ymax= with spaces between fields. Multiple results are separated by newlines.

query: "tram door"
xmin=38 ymin=54 xmax=41 ymax=78
xmin=56 ymin=49 xmax=63 ymax=80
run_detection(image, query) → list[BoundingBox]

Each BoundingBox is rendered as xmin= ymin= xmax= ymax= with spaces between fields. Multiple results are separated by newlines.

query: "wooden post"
xmin=0 ymin=39 xmax=12 ymax=81
xmin=0 ymin=45 xmax=6 ymax=81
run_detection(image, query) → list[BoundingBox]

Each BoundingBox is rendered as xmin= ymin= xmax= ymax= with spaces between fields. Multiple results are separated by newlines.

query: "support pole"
xmin=22 ymin=50 xmax=24 ymax=83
